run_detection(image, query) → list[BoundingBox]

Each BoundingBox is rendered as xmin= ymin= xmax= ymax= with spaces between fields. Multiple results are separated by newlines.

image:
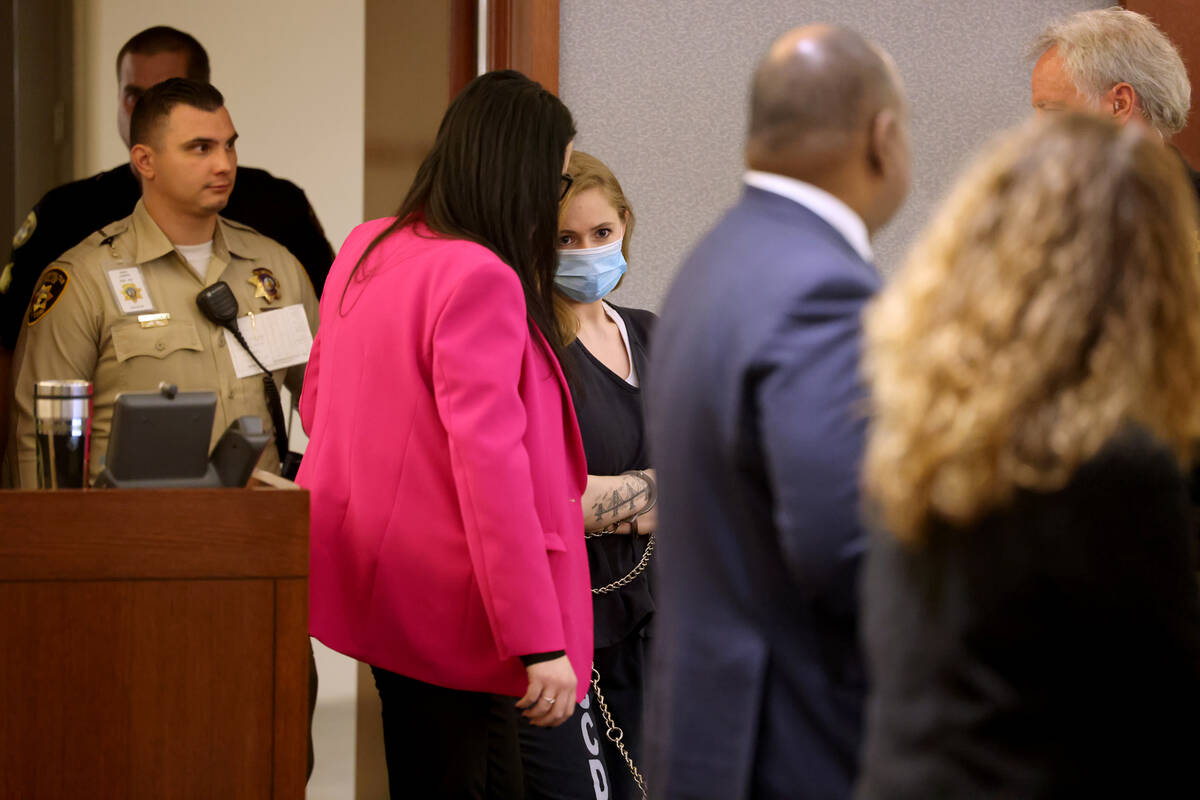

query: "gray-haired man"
xmin=1030 ymin=7 xmax=1195 ymax=189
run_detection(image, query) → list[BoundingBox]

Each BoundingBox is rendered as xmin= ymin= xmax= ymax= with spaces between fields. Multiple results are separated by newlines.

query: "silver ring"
xmin=543 ymin=697 xmax=556 ymax=704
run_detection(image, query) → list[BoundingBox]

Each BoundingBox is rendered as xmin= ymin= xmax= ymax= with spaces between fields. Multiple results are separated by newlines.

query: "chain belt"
xmin=591 ymin=666 xmax=648 ymax=799
xmin=590 ymin=531 xmax=655 ymax=595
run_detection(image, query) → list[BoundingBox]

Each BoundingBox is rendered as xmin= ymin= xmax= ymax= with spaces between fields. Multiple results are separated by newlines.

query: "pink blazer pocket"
xmin=544 ymin=531 xmax=567 ymax=552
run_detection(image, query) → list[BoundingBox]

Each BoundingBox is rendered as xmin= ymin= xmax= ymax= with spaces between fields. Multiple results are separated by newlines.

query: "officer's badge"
xmin=13 ymin=211 xmax=36 ymax=249
xmin=106 ymin=266 xmax=154 ymax=314
xmin=0 ymin=262 xmax=12 ymax=294
xmin=248 ymin=268 xmax=280 ymax=304
xmin=27 ymin=268 xmax=68 ymax=326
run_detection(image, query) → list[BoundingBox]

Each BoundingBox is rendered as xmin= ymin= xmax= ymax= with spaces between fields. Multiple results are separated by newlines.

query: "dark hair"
xmin=116 ymin=26 xmax=210 ymax=83
xmin=130 ymin=78 xmax=225 ymax=147
xmin=344 ymin=70 xmax=576 ymax=355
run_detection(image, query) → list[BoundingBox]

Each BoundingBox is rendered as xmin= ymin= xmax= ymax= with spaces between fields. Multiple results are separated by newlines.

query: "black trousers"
xmin=518 ymin=632 xmax=648 ymax=800
xmin=308 ymin=642 xmax=318 ymax=780
xmin=372 ymin=666 xmax=524 ymax=799
xmin=590 ymin=633 xmax=648 ymax=796
xmin=592 ymin=634 xmax=649 ymax=800
xmin=518 ymin=687 xmax=611 ymax=799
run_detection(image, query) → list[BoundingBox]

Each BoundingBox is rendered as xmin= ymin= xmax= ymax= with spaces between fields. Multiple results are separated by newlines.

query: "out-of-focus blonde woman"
xmin=856 ymin=113 xmax=1200 ymax=799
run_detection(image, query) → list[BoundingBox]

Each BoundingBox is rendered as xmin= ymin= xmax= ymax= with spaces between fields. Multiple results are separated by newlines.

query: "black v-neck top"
xmin=567 ymin=303 xmax=657 ymax=648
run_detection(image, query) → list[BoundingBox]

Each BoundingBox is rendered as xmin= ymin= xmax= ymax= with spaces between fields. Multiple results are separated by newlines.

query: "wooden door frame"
xmin=1 ymin=0 xmax=14 ymax=253
xmin=449 ymin=0 xmax=559 ymax=98
xmin=449 ymin=0 xmax=478 ymax=100
xmin=1121 ymin=0 xmax=1200 ymax=165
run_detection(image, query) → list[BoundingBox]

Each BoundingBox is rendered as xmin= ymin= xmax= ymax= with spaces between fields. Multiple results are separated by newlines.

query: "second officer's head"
xmin=129 ymin=79 xmax=238 ymax=222
xmin=116 ymin=26 xmax=209 ymax=148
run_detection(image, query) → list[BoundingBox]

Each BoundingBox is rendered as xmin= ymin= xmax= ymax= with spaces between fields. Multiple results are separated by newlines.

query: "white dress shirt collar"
xmin=743 ymin=170 xmax=874 ymax=264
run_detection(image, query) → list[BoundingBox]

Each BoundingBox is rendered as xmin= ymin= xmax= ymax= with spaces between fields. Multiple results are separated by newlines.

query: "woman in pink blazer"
xmin=296 ymin=71 xmax=591 ymax=799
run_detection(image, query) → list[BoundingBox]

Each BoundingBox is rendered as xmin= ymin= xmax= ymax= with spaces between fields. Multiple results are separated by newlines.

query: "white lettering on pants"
xmin=589 ymin=758 xmax=609 ymax=800
xmin=581 ymin=702 xmax=608 ymax=798
xmin=582 ymin=711 xmax=601 ymax=756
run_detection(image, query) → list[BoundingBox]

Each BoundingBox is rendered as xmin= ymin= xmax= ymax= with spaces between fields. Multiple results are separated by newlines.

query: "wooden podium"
xmin=0 ymin=489 xmax=309 ymax=800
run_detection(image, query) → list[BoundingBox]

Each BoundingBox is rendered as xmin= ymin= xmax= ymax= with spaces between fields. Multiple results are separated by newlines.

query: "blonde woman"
xmin=856 ymin=113 xmax=1200 ymax=798
xmin=519 ymin=151 xmax=657 ymax=800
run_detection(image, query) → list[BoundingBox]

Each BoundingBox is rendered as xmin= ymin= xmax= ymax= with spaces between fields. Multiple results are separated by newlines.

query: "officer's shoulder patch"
xmin=12 ymin=210 xmax=36 ymax=250
xmin=27 ymin=267 xmax=69 ymax=326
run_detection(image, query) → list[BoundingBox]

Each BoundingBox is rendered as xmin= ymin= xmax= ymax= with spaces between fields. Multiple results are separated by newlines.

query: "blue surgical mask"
xmin=554 ymin=238 xmax=627 ymax=303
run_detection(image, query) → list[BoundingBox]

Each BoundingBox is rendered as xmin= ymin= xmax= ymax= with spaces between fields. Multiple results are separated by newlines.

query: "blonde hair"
xmin=864 ymin=113 xmax=1200 ymax=544
xmin=1031 ymin=6 xmax=1190 ymax=137
xmin=554 ymin=150 xmax=636 ymax=343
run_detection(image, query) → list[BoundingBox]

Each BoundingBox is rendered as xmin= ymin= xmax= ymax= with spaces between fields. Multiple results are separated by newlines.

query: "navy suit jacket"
xmin=646 ymin=186 xmax=881 ymax=799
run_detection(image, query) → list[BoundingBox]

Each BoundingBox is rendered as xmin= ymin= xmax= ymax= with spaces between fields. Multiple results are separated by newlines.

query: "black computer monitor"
xmin=94 ymin=387 xmax=271 ymax=489
xmin=103 ymin=389 xmax=217 ymax=483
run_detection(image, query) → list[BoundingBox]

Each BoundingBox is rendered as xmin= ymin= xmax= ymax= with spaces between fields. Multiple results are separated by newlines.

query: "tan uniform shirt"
xmin=11 ymin=199 xmax=319 ymax=487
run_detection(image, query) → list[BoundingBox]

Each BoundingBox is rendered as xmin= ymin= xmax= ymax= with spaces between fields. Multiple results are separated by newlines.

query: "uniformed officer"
xmin=0 ymin=25 xmax=333 ymax=464
xmin=10 ymin=78 xmax=318 ymax=488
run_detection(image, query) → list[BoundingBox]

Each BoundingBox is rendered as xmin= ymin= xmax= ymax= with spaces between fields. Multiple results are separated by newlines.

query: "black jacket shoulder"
xmin=36 ymin=164 xmax=138 ymax=214
xmin=228 ymin=166 xmax=311 ymax=210
xmin=859 ymin=425 xmax=1200 ymax=798
xmin=220 ymin=166 xmax=334 ymax=296
xmin=0 ymin=166 xmax=139 ymax=349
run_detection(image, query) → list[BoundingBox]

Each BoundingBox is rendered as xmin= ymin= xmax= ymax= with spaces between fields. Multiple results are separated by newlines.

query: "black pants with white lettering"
xmin=592 ymin=634 xmax=648 ymax=800
xmin=519 ymin=686 xmax=613 ymax=800
xmin=519 ymin=631 xmax=650 ymax=800
xmin=371 ymin=666 xmax=524 ymax=799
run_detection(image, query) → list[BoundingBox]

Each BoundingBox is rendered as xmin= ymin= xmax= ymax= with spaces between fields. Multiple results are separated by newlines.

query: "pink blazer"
xmin=297 ymin=219 xmax=592 ymax=700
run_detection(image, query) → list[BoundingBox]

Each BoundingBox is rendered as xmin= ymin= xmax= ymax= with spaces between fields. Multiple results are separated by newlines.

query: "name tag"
xmin=223 ymin=303 xmax=314 ymax=379
xmin=107 ymin=267 xmax=155 ymax=314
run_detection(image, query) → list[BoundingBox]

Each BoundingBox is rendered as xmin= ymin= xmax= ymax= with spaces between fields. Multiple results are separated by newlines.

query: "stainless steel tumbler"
xmin=34 ymin=379 xmax=93 ymax=489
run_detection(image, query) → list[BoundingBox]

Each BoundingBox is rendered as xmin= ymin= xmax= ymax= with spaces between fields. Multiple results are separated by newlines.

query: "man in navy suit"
xmin=646 ymin=25 xmax=911 ymax=799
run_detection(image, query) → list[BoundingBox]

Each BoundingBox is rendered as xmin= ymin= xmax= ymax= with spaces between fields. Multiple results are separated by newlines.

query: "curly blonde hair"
xmin=863 ymin=113 xmax=1200 ymax=544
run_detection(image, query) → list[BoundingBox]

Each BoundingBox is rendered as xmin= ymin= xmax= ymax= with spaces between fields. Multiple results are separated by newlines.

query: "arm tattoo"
xmin=590 ymin=474 xmax=648 ymax=524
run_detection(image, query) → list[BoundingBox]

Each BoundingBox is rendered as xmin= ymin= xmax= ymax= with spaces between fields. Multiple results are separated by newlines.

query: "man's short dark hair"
xmin=116 ymin=26 xmax=210 ymax=83
xmin=129 ymin=78 xmax=225 ymax=147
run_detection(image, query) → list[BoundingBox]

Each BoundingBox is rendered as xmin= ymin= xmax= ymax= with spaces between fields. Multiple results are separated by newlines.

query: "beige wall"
xmin=72 ymin=0 xmax=365 ymax=253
